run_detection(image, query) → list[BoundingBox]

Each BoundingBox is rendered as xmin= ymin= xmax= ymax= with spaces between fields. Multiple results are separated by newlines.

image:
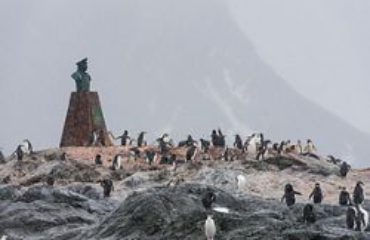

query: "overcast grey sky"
xmin=231 ymin=0 xmax=370 ymax=134
xmin=0 ymin=0 xmax=369 ymax=162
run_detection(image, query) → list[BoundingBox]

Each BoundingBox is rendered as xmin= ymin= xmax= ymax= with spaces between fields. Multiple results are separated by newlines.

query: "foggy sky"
xmin=231 ymin=0 xmax=370 ymax=134
xmin=0 ymin=0 xmax=369 ymax=159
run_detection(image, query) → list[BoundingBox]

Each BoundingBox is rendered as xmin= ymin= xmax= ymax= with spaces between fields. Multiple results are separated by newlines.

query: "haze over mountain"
xmin=230 ymin=0 xmax=370 ymax=135
xmin=0 ymin=0 xmax=369 ymax=166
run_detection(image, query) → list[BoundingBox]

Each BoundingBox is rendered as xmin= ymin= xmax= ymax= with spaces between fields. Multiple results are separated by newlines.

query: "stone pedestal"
xmin=60 ymin=92 xmax=113 ymax=147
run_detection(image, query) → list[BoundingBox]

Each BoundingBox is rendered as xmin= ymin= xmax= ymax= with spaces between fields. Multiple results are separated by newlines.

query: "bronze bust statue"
xmin=71 ymin=58 xmax=91 ymax=92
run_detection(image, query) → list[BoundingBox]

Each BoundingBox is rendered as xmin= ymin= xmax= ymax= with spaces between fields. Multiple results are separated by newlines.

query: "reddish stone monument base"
xmin=60 ymin=92 xmax=113 ymax=147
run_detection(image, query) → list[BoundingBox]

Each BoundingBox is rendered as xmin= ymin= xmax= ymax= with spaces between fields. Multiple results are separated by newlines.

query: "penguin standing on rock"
xmin=309 ymin=183 xmax=323 ymax=204
xmin=202 ymin=191 xmax=216 ymax=211
xmin=217 ymin=129 xmax=225 ymax=148
xmin=340 ymin=161 xmax=351 ymax=177
xmin=95 ymin=154 xmax=103 ymax=165
xmin=137 ymin=131 xmax=147 ymax=147
xmin=186 ymin=145 xmax=198 ymax=162
xmin=236 ymin=175 xmax=247 ymax=190
xmin=353 ymin=181 xmax=365 ymax=205
xmin=205 ymin=215 xmax=216 ymax=240
xmin=117 ymin=130 xmax=130 ymax=146
xmin=303 ymin=203 xmax=316 ymax=223
xmin=200 ymin=139 xmax=211 ymax=153
xmin=211 ymin=130 xmax=218 ymax=147
xmin=234 ymin=134 xmax=243 ymax=150
xmin=145 ymin=150 xmax=157 ymax=165
xmin=15 ymin=145 xmax=23 ymax=161
xmin=281 ymin=183 xmax=302 ymax=207
xmin=111 ymin=154 xmax=122 ymax=170
xmin=256 ymin=140 xmax=271 ymax=160
xmin=99 ymin=179 xmax=114 ymax=198
xmin=339 ymin=187 xmax=351 ymax=206
xmin=346 ymin=204 xmax=369 ymax=231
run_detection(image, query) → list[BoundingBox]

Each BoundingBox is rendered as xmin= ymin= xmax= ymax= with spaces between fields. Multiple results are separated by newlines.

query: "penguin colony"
xmin=2 ymin=129 xmax=364 ymax=239
xmin=85 ymin=129 xmax=351 ymax=173
xmin=281 ymin=181 xmax=369 ymax=232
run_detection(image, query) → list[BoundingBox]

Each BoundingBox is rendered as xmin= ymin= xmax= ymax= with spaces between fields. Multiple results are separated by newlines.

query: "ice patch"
xmin=213 ymin=207 xmax=230 ymax=214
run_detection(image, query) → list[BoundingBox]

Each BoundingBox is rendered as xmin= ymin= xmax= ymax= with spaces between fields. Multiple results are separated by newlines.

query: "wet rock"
xmin=0 ymin=185 xmax=22 ymax=201
xmin=81 ymin=184 xmax=370 ymax=240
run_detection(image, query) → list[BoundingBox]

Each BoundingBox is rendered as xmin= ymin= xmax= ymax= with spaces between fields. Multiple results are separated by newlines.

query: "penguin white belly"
xmin=205 ymin=217 xmax=216 ymax=240
xmin=236 ymin=175 xmax=247 ymax=190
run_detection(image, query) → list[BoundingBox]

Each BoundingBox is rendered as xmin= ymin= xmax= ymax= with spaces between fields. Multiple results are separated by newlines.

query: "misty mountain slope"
xmin=94 ymin=0 xmax=370 ymax=166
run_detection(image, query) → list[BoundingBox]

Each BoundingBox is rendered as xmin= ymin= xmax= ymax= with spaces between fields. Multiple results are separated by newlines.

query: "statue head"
xmin=76 ymin=58 xmax=88 ymax=72
xmin=72 ymin=57 xmax=91 ymax=92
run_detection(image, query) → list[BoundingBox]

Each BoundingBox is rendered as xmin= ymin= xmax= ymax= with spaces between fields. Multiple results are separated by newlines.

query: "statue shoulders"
xmin=71 ymin=71 xmax=91 ymax=81
xmin=71 ymin=71 xmax=82 ymax=81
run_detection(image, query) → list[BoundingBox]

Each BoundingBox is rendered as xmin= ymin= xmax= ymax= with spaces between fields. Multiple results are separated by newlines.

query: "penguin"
xmin=145 ymin=150 xmax=157 ymax=165
xmin=256 ymin=140 xmax=272 ymax=160
xmin=309 ymin=183 xmax=323 ymax=204
xmin=222 ymin=147 xmax=232 ymax=161
xmin=98 ymin=129 xmax=107 ymax=146
xmin=236 ymin=174 xmax=247 ymax=190
xmin=95 ymin=154 xmax=103 ymax=165
xmin=205 ymin=215 xmax=216 ymax=240
xmin=353 ymin=181 xmax=365 ymax=205
xmin=304 ymin=139 xmax=317 ymax=154
xmin=185 ymin=135 xmax=196 ymax=147
xmin=296 ymin=140 xmax=303 ymax=154
xmin=186 ymin=145 xmax=198 ymax=162
xmin=117 ymin=130 xmax=131 ymax=146
xmin=60 ymin=152 xmax=67 ymax=161
xmin=211 ymin=130 xmax=218 ymax=147
xmin=355 ymin=204 xmax=369 ymax=231
xmin=21 ymin=139 xmax=33 ymax=154
xmin=340 ymin=161 xmax=351 ymax=177
xmin=99 ymin=179 xmax=114 ymax=198
xmin=137 ymin=131 xmax=147 ymax=147
xmin=281 ymin=183 xmax=302 ymax=207
xmin=129 ymin=147 xmax=141 ymax=161
xmin=233 ymin=134 xmax=243 ymax=150
xmin=90 ymin=130 xmax=99 ymax=146
xmin=303 ymin=203 xmax=316 ymax=223
xmin=15 ymin=145 xmax=23 ymax=161
xmin=200 ymin=139 xmax=211 ymax=153
xmin=327 ymin=155 xmax=342 ymax=165
xmin=245 ymin=134 xmax=260 ymax=155
xmin=46 ymin=175 xmax=55 ymax=186
xmin=278 ymin=141 xmax=287 ymax=155
xmin=347 ymin=206 xmax=357 ymax=230
xmin=161 ymin=133 xmax=172 ymax=145
xmin=339 ymin=187 xmax=351 ymax=206
xmin=347 ymin=205 xmax=369 ymax=231
xmin=111 ymin=154 xmax=122 ymax=170
xmin=303 ymin=139 xmax=319 ymax=159
xmin=217 ymin=128 xmax=225 ymax=148
xmin=272 ymin=143 xmax=279 ymax=153
xmin=202 ymin=191 xmax=216 ymax=211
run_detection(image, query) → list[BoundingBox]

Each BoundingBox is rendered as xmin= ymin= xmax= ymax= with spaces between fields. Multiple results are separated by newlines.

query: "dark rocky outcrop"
xmin=78 ymin=184 xmax=370 ymax=240
xmin=0 ymin=149 xmax=367 ymax=240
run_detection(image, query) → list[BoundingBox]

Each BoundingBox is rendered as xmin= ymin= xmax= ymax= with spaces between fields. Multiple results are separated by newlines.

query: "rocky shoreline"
xmin=0 ymin=148 xmax=369 ymax=239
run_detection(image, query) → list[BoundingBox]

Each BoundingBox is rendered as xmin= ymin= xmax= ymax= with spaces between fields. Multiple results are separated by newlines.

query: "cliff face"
xmin=0 ymin=149 xmax=369 ymax=239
